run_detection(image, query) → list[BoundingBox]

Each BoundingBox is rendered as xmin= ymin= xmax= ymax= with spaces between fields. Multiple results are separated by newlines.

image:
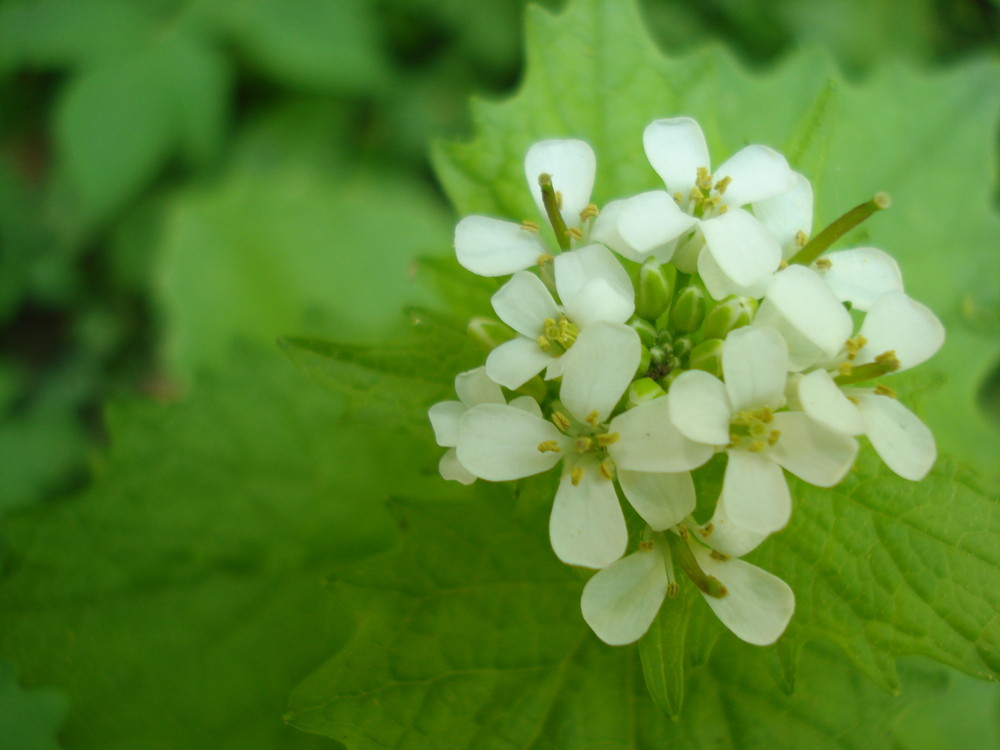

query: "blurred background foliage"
xmin=0 ymin=0 xmax=997 ymax=746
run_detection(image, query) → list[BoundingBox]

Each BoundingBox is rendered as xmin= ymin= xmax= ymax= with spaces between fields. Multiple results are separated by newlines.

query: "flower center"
xmin=538 ymin=409 xmax=619 ymax=485
xmin=536 ymin=315 xmax=579 ymax=354
xmin=680 ymin=166 xmax=731 ymax=218
xmin=729 ymin=406 xmax=780 ymax=452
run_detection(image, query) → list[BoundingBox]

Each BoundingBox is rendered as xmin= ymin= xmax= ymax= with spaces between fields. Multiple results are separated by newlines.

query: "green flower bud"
xmin=673 ymin=336 xmax=693 ymax=360
xmin=628 ymin=317 xmax=658 ymax=349
xmin=703 ymin=296 xmax=757 ymax=340
xmin=670 ymin=286 xmax=706 ymax=333
xmin=649 ymin=345 xmax=669 ymax=368
xmin=635 ymin=346 xmax=652 ymax=378
xmin=636 ymin=258 xmax=675 ymax=321
xmin=629 ymin=377 xmax=665 ymax=405
xmin=689 ymin=338 xmax=724 ymax=379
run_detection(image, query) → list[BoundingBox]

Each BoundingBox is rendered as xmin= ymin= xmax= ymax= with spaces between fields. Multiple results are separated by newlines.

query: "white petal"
xmin=755 ymin=265 xmax=853 ymax=370
xmin=854 ymin=392 xmax=936 ymax=480
xmin=525 ymin=139 xmax=596 ymax=227
xmin=753 ymin=172 xmax=813 ymax=259
xmin=491 ymin=271 xmax=559 ymax=338
xmin=485 ymin=337 xmax=553 ymax=389
xmin=697 ymin=245 xmax=771 ymax=299
xmin=643 ymin=117 xmax=709 ymax=197
xmin=703 ymin=500 xmax=771 ymax=558
xmin=608 ymin=397 xmax=714 ymax=472
xmin=563 ymin=278 xmax=635 ymax=329
xmin=590 ymin=199 xmax=639 ymax=261
xmin=856 ymin=291 xmax=945 ymax=371
xmin=439 ymin=448 xmax=476 ymax=485
xmin=428 ymin=400 xmax=465 ymax=447
xmin=554 ymin=244 xmax=634 ymax=308
xmin=559 ymin=322 xmax=641 ymax=423
xmin=699 ymin=208 xmax=782 ymax=291
xmin=670 ymin=232 xmax=704 ymax=274
xmin=455 ymin=216 xmax=544 ymax=276
xmin=550 ymin=470 xmax=628 ymax=569
xmin=692 ymin=545 xmax=795 ymax=646
xmin=508 ymin=395 xmax=543 ymax=417
xmin=797 ymin=369 xmax=865 ymax=435
xmin=815 ymin=247 xmax=903 ymax=311
xmin=769 ymin=411 xmax=858 ymax=486
xmin=457 ymin=403 xmax=564 ymax=481
xmin=714 ymin=145 xmax=796 ymax=208
xmin=667 ymin=370 xmax=731 ymax=445
xmin=581 ymin=546 xmax=668 ymax=645
xmin=722 ymin=326 xmax=788 ymax=412
xmin=454 ymin=366 xmax=504 ymax=408
xmin=616 ymin=191 xmax=698 ymax=256
xmin=719 ymin=450 xmax=791 ymax=539
xmin=618 ymin=470 xmax=696 ymax=531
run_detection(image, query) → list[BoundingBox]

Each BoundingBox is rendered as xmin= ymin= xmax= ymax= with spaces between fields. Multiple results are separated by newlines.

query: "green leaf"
xmin=286 ymin=484 xmax=955 ymax=748
xmin=0 ymin=350 xmax=440 ymax=749
xmin=0 ymin=660 xmax=67 ymax=750
xmin=433 ymin=0 xmax=1000 ymax=475
xmin=156 ymin=138 xmax=454 ymax=382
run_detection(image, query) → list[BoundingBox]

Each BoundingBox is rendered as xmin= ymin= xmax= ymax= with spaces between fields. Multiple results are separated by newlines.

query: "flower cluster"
xmin=430 ymin=118 xmax=944 ymax=647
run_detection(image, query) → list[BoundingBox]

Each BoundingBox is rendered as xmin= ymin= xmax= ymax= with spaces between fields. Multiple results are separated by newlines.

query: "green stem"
xmin=790 ymin=193 xmax=891 ymax=266
xmin=833 ymin=356 xmax=899 ymax=385
xmin=539 ymin=173 xmax=570 ymax=251
xmin=665 ymin=531 xmax=727 ymax=599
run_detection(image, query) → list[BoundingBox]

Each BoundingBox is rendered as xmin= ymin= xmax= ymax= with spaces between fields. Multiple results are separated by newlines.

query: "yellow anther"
xmin=778 ymin=259 xmax=789 ymax=269
xmin=699 ymin=523 xmax=715 ymax=538
xmin=730 ymin=435 xmax=742 ymax=447
xmin=520 ymin=220 xmax=540 ymax=233
xmin=666 ymin=582 xmax=680 ymax=599
xmin=579 ymin=203 xmax=599 ymax=221
xmin=551 ymin=411 xmax=572 ymax=432
xmin=585 ymin=411 xmax=601 ymax=428
xmin=845 ymin=334 xmax=868 ymax=361
xmin=875 ymin=351 xmax=900 ymax=370
xmin=758 ymin=407 xmax=774 ymax=423
xmin=714 ymin=175 xmax=732 ymax=194
xmin=718 ymin=204 xmax=728 ymax=214
xmin=537 ymin=335 xmax=550 ymax=351
xmin=874 ymin=384 xmax=897 ymax=398
xmin=543 ymin=317 xmax=556 ymax=327
xmin=695 ymin=166 xmax=713 ymax=192
xmin=555 ymin=190 xmax=563 ymax=209
xmin=545 ymin=324 xmax=560 ymax=339
xmin=570 ymin=466 xmax=585 ymax=486
xmin=537 ymin=440 xmax=561 ymax=453
xmin=847 ymin=395 xmax=860 ymax=405
xmin=575 ymin=436 xmax=594 ymax=453
xmin=750 ymin=422 xmax=766 ymax=437
xmin=599 ymin=458 xmax=615 ymax=480
xmin=638 ymin=540 xmax=654 ymax=551
xmin=768 ymin=430 xmax=781 ymax=446
xmin=566 ymin=227 xmax=583 ymax=241
xmin=795 ymin=230 xmax=809 ymax=248
xmin=673 ymin=192 xmax=683 ymax=204
xmin=838 ymin=361 xmax=854 ymax=376
xmin=814 ymin=256 xmax=832 ymax=269
xmin=748 ymin=439 xmax=766 ymax=453
xmin=678 ymin=525 xmax=691 ymax=541
xmin=537 ymin=253 xmax=555 ymax=265
xmin=596 ymin=431 xmax=620 ymax=447
xmin=710 ymin=550 xmax=730 ymax=561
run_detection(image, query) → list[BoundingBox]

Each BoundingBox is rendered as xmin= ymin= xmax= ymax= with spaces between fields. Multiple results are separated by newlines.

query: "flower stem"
xmin=538 ymin=173 xmax=570 ymax=251
xmin=790 ymin=193 xmax=891 ymax=266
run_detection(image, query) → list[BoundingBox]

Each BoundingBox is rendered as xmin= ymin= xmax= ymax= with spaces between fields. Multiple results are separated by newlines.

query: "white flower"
xmin=456 ymin=391 xmax=712 ymax=569
xmin=485 ymin=245 xmax=640 ymax=407
xmin=592 ymin=117 xmax=795 ymax=298
xmin=455 ymin=139 xmax=596 ymax=276
xmin=753 ymin=264 xmax=854 ymax=371
xmin=812 ymin=247 xmax=904 ymax=311
xmin=581 ymin=528 xmax=794 ymax=646
xmin=796 ymin=290 xmax=945 ymax=480
xmin=667 ymin=326 xmax=858 ymax=556
xmin=428 ymin=367 xmax=540 ymax=484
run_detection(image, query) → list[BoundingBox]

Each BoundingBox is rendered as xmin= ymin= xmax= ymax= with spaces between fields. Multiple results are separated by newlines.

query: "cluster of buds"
xmin=429 ymin=117 xmax=944 ymax=647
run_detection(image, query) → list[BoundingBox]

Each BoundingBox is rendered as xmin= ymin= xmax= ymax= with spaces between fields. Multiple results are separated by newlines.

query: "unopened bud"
xmin=670 ymin=286 xmax=705 ymax=333
xmin=635 ymin=346 xmax=652 ymax=377
xmin=672 ymin=336 xmax=693 ymax=360
xmin=636 ymin=258 xmax=675 ymax=321
xmin=629 ymin=377 xmax=665 ymax=405
xmin=703 ymin=296 xmax=757 ymax=340
xmin=628 ymin=317 xmax=657 ymax=349
xmin=689 ymin=338 xmax=724 ymax=378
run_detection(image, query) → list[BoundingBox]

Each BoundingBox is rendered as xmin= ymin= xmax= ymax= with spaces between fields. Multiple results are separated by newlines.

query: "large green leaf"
xmin=433 ymin=0 xmax=1000 ymax=476
xmin=0 ymin=351 xmax=450 ymax=749
xmin=287 ymin=485 xmax=967 ymax=749
xmin=0 ymin=660 xmax=66 ymax=750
